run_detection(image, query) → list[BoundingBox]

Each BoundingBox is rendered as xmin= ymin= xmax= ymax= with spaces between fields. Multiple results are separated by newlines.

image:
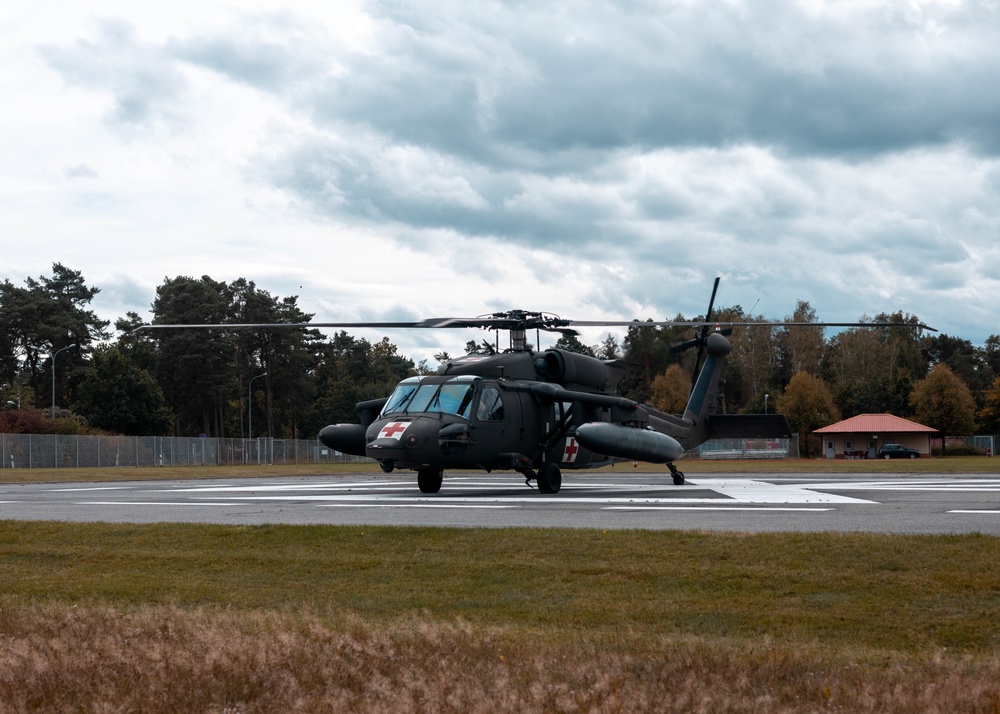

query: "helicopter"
xmin=315 ymin=278 xmax=788 ymax=493
xmin=137 ymin=279 xmax=935 ymax=494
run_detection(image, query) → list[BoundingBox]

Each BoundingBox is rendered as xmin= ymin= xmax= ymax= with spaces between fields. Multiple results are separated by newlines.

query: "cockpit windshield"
xmin=428 ymin=383 xmax=476 ymax=417
xmin=381 ymin=377 xmax=478 ymax=418
xmin=381 ymin=378 xmax=420 ymax=415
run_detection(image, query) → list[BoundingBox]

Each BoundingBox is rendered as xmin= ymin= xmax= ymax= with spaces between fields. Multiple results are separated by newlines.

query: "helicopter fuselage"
xmin=318 ymin=348 xmax=695 ymax=492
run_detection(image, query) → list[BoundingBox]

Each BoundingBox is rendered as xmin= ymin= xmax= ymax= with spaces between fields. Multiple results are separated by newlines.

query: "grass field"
xmin=2 ymin=459 xmax=1000 ymax=712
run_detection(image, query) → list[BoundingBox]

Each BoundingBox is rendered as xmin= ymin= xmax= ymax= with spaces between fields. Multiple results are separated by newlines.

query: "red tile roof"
xmin=814 ymin=413 xmax=937 ymax=434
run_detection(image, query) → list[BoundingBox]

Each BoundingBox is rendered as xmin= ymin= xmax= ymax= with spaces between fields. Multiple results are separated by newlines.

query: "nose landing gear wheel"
xmin=537 ymin=462 xmax=562 ymax=494
xmin=668 ymin=463 xmax=685 ymax=486
xmin=417 ymin=469 xmax=443 ymax=494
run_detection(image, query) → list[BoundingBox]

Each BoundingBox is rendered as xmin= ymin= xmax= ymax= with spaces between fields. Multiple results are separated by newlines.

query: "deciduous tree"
xmin=778 ymin=300 xmax=825 ymax=380
xmin=978 ymin=376 xmax=1000 ymax=436
xmin=650 ymin=364 xmax=690 ymax=414
xmin=774 ymin=372 xmax=840 ymax=458
xmin=910 ymin=364 xmax=977 ymax=446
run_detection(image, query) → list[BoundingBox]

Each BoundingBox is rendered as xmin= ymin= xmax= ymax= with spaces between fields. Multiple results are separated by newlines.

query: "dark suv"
xmin=878 ymin=443 xmax=921 ymax=459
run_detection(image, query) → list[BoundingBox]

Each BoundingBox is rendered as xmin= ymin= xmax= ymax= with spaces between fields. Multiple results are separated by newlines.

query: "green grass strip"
xmin=3 ymin=521 xmax=999 ymax=655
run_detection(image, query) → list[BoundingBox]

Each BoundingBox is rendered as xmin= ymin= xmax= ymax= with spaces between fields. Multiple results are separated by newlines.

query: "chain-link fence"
xmin=0 ymin=432 xmax=807 ymax=469
xmin=0 ymin=433 xmax=368 ymax=469
xmin=696 ymin=436 xmax=800 ymax=460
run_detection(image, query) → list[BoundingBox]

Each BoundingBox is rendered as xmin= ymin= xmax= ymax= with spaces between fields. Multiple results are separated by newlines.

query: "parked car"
xmin=878 ymin=443 xmax=921 ymax=459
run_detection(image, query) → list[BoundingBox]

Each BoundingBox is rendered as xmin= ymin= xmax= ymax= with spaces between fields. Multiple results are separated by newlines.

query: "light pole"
xmin=248 ymin=372 xmax=268 ymax=440
xmin=764 ymin=393 xmax=769 ymax=414
xmin=46 ymin=344 xmax=77 ymax=417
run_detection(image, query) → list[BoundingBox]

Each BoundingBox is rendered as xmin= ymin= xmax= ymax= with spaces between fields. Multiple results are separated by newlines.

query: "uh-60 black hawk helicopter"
xmin=138 ymin=279 xmax=933 ymax=494
xmin=314 ymin=278 xmax=931 ymax=494
xmin=316 ymin=278 xmax=791 ymax=494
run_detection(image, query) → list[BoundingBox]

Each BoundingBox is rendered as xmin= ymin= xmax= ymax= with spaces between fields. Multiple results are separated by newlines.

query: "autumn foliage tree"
xmin=978 ymin=377 xmax=1000 ymax=436
xmin=774 ymin=372 xmax=840 ymax=458
xmin=650 ymin=364 xmax=690 ymax=414
xmin=910 ymin=364 xmax=977 ymax=447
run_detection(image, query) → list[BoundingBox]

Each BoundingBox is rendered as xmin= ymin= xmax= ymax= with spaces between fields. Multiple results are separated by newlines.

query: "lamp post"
xmin=248 ymin=372 xmax=268 ymax=440
xmin=46 ymin=344 xmax=77 ymax=418
xmin=764 ymin=393 xmax=769 ymax=414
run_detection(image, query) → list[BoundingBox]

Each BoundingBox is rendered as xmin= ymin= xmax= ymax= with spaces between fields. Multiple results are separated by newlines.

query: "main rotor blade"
xmin=132 ymin=319 xmax=937 ymax=333
xmin=567 ymin=320 xmax=936 ymax=331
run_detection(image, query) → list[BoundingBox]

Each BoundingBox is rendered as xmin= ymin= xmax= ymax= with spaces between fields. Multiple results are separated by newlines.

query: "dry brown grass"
xmin=3 ymin=522 xmax=1000 ymax=712
xmin=3 ymin=458 xmax=1000 ymax=712
xmin=2 ymin=604 xmax=1000 ymax=713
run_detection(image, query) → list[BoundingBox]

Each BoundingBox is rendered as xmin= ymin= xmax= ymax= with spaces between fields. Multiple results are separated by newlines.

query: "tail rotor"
xmin=670 ymin=277 xmax=731 ymax=391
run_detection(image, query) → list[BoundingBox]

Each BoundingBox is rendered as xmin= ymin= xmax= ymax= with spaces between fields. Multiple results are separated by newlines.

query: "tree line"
xmin=2 ymin=264 xmax=999 ymax=451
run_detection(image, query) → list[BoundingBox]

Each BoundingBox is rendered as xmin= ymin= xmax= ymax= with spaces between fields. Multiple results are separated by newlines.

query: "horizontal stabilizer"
xmin=706 ymin=414 xmax=792 ymax=440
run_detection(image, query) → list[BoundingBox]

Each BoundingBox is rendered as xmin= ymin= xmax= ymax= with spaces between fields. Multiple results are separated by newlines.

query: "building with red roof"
xmin=813 ymin=414 xmax=937 ymax=459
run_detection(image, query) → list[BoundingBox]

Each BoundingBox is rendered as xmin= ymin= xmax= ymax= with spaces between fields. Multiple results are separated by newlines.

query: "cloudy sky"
xmin=3 ymin=0 xmax=999 ymax=363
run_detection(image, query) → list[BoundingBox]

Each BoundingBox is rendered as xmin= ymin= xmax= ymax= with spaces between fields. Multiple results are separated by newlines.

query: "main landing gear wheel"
xmin=417 ymin=469 xmax=443 ymax=494
xmin=668 ymin=463 xmax=685 ymax=486
xmin=536 ymin=462 xmax=562 ymax=494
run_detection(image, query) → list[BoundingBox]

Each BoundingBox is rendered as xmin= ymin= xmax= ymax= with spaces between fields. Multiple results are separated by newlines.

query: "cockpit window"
xmin=477 ymin=387 xmax=504 ymax=421
xmin=380 ymin=379 xmax=477 ymax=418
xmin=428 ymin=383 xmax=475 ymax=418
xmin=405 ymin=384 xmax=439 ymax=413
xmin=381 ymin=381 xmax=420 ymax=416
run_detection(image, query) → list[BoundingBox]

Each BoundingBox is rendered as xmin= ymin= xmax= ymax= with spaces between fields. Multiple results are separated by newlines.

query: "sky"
xmin=3 ymin=0 xmax=999 ymax=364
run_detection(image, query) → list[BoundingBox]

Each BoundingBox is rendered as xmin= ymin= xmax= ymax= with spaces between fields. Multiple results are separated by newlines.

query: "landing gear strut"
xmin=668 ymin=463 xmax=685 ymax=486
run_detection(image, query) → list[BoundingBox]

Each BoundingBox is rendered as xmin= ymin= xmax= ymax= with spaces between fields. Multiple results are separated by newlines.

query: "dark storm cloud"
xmin=32 ymin=2 xmax=1000 ymax=344
xmin=316 ymin=0 xmax=1000 ymax=161
xmin=263 ymin=131 xmax=632 ymax=250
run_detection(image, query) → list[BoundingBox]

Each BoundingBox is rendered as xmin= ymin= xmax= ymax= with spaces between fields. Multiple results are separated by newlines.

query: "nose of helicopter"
xmin=365 ymin=417 xmax=451 ymax=465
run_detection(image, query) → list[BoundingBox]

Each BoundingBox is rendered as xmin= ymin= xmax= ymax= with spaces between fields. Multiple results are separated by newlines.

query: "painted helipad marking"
xmin=605 ymin=506 xmax=833 ymax=512
xmin=319 ymin=504 xmax=517 ymax=510
xmin=809 ymin=479 xmax=1000 ymax=493
xmin=47 ymin=486 xmax=134 ymax=492
xmin=695 ymin=479 xmax=874 ymax=503
xmin=158 ymin=478 xmax=875 ymax=506
xmin=80 ymin=501 xmax=241 ymax=507
xmin=167 ymin=482 xmax=415 ymax=493
xmin=949 ymin=510 xmax=1000 ymax=514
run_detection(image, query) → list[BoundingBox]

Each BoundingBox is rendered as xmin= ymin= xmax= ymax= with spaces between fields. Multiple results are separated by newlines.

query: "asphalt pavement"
xmin=3 ymin=470 xmax=1000 ymax=534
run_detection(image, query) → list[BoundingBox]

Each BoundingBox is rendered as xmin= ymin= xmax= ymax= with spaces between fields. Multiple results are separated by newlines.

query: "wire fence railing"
xmin=696 ymin=437 xmax=800 ymax=460
xmin=1 ymin=433 xmax=814 ymax=469
xmin=0 ymin=434 xmax=367 ymax=469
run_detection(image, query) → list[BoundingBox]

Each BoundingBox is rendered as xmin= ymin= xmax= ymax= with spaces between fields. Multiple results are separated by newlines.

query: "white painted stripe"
xmin=319 ymin=504 xmax=517 ymax=510
xmin=811 ymin=480 xmax=1000 ymax=491
xmin=79 ymin=501 xmax=239 ymax=507
xmin=47 ymin=486 xmax=134 ymax=492
xmin=167 ymin=482 xmax=414 ymax=493
xmin=949 ymin=510 xmax=1000 ymax=514
xmin=605 ymin=506 xmax=834 ymax=512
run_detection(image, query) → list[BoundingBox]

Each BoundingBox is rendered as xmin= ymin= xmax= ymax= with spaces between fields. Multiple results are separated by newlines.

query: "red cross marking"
xmin=379 ymin=422 xmax=408 ymax=439
xmin=563 ymin=437 xmax=580 ymax=463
